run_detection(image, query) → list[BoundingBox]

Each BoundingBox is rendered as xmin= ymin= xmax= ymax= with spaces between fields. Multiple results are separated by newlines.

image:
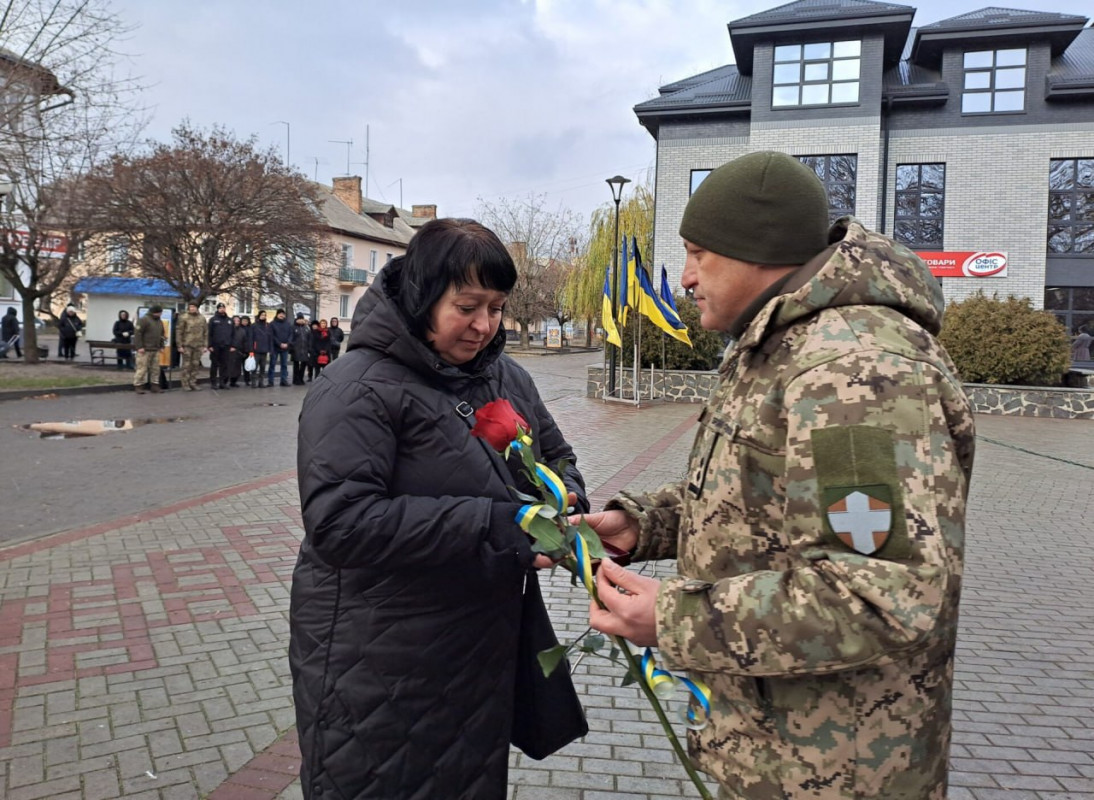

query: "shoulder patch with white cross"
xmin=811 ymin=425 xmax=911 ymax=560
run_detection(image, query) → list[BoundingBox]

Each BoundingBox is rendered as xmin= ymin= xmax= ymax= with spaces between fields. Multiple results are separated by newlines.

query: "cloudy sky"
xmin=108 ymin=0 xmax=1093 ymax=222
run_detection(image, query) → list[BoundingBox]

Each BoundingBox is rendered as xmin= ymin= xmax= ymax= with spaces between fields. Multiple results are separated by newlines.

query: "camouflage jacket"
xmin=175 ymin=311 xmax=208 ymax=350
xmin=610 ymin=219 xmax=975 ymax=798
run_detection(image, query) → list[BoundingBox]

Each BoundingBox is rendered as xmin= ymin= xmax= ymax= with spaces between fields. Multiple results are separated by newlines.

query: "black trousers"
xmin=292 ymin=359 xmax=306 ymax=384
xmin=210 ymin=345 xmax=231 ymax=385
xmin=60 ymin=337 xmax=77 ymax=359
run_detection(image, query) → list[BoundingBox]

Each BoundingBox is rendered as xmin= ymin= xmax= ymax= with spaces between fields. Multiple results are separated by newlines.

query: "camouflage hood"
xmin=739 ymin=218 xmax=943 ymax=354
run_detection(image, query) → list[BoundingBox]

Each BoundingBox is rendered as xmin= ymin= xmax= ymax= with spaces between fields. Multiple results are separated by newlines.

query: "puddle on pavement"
xmin=21 ymin=417 xmax=189 ymax=439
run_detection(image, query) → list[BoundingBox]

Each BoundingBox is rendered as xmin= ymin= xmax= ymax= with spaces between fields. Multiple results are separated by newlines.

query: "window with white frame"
xmin=341 ymin=243 xmax=353 ymax=269
xmin=236 ymin=289 xmax=253 ymax=315
xmin=690 ymin=170 xmax=711 ymax=195
xmin=962 ymin=48 xmax=1025 ymax=113
xmin=369 ymin=250 xmax=378 ymax=273
xmin=339 ymin=294 xmax=350 ymax=318
xmin=108 ymin=237 xmax=128 ymax=273
xmin=773 ymin=40 xmax=861 ymax=107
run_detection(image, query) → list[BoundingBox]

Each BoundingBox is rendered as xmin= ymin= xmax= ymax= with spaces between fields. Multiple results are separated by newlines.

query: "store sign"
xmin=4 ymin=228 xmax=68 ymax=257
xmin=916 ymin=251 xmax=1008 ymax=278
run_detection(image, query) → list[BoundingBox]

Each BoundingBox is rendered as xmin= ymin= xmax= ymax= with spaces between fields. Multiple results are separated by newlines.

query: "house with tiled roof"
xmin=313 ymin=176 xmax=436 ymax=324
xmin=637 ymin=1 xmax=1094 ymax=339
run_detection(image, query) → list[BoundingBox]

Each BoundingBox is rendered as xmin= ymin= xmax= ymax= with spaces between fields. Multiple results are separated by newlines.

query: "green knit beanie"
xmin=680 ymin=151 xmax=830 ymax=266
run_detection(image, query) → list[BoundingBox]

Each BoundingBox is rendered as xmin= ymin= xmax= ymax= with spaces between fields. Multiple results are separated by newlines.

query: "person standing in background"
xmin=132 ymin=305 xmax=164 ymax=395
xmin=328 ymin=316 xmax=345 ymax=360
xmin=291 ymin=313 xmax=311 ymax=386
xmin=269 ymin=308 xmax=292 ymax=387
xmin=207 ymin=302 xmax=233 ymax=389
xmin=112 ymin=310 xmax=135 ymax=369
xmin=250 ymin=310 xmax=272 ymax=388
xmin=58 ymin=305 xmax=83 ymax=360
xmin=176 ymin=300 xmax=208 ymax=391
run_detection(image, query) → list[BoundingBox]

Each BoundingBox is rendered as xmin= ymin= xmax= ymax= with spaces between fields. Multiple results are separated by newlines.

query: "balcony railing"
xmin=339 ymin=268 xmax=369 ymax=284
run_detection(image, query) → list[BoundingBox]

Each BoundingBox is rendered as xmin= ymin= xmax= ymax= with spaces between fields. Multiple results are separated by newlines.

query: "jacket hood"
xmin=739 ymin=218 xmax=944 ymax=352
xmin=346 ymin=260 xmax=508 ymax=382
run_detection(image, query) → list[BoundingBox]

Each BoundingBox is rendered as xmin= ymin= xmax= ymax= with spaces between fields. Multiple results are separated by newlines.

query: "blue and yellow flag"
xmin=660 ymin=265 xmax=681 ymax=316
xmin=601 ymin=264 xmax=622 ymax=347
xmin=618 ymin=236 xmax=631 ymax=326
xmin=636 ymin=247 xmax=692 ymax=346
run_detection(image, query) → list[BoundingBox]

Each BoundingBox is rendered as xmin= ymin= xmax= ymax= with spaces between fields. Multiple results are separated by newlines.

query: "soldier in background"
xmin=132 ymin=305 xmax=165 ymax=395
xmin=176 ymin=300 xmax=208 ymax=391
xmin=583 ymin=152 xmax=975 ymax=798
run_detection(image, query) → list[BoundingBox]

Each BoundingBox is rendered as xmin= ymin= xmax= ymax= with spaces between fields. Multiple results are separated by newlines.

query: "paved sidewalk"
xmin=0 ymin=359 xmax=1092 ymax=798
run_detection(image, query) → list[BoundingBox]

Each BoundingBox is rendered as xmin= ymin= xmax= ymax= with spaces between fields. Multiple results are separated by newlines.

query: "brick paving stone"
xmin=3 ymin=356 xmax=1093 ymax=799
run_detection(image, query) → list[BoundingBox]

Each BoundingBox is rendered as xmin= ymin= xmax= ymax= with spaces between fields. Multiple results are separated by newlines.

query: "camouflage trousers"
xmin=133 ymin=350 xmax=160 ymax=388
xmin=179 ymin=347 xmax=204 ymax=389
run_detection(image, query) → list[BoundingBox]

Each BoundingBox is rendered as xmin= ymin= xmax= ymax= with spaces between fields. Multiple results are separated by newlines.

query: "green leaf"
xmin=537 ymin=644 xmax=569 ymax=677
xmin=510 ymin=488 xmax=539 ymax=503
xmin=583 ymin=633 xmax=606 ymax=651
xmin=527 ymin=516 xmax=566 ymax=556
xmin=537 ymin=505 xmax=558 ymax=519
xmin=609 ymin=646 xmax=620 ymax=662
xmin=519 ymin=445 xmax=537 ymax=476
xmin=621 ymin=671 xmax=637 ymax=687
xmin=576 ymin=519 xmax=606 ymax=559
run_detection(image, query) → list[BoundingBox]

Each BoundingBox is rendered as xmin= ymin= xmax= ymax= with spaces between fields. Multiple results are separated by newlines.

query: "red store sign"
xmin=916 ymin=251 xmax=1008 ymax=278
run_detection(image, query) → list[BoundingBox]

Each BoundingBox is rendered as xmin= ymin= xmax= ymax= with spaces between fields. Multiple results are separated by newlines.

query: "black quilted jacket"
xmin=290 ymin=264 xmax=587 ymax=799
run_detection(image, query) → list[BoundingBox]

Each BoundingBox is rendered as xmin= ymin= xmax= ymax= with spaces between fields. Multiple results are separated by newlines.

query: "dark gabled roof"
xmin=912 ymin=7 xmax=1089 ymax=67
xmin=731 ymin=0 xmax=915 ymax=26
xmin=633 ymin=64 xmax=752 ymax=132
xmin=1047 ymin=28 xmax=1094 ymax=99
xmin=919 ymin=6 xmax=1087 ymax=31
xmin=728 ymin=0 xmax=915 ymax=74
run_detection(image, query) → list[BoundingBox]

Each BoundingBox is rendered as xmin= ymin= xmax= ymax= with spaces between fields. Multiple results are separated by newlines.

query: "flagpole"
xmin=605 ymin=176 xmax=630 ymax=399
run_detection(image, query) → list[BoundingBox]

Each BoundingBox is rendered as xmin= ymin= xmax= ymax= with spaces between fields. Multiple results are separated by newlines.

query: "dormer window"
xmin=962 ymin=48 xmax=1025 ymax=113
xmin=772 ymin=40 xmax=861 ymax=107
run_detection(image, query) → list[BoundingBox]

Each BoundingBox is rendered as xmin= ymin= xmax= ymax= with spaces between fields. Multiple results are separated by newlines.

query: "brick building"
xmin=635 ymin=0 xmax=1094 ymax=338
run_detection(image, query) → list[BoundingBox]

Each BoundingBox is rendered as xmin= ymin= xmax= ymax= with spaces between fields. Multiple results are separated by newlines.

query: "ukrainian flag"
xmin=601 ymin=265 xmax=622 ymax=348
xmin=618 ymin=236 xmax=631 ymax=326
xmin=636 ymin=250 xmax=691 ymax=346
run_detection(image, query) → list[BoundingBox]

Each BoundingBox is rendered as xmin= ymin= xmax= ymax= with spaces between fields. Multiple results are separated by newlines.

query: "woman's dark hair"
xmin=118 ymin=310 xmax=128 ymax=319
xmin=392 ymin=218 xmax=517 ymax=339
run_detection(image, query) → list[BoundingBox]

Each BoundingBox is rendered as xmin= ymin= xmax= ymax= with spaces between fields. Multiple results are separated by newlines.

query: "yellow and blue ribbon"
xmin=570 ymin=520 xmax=713 ymax=729
xmin=515 ymin=503 xmax=546 ymax=532
xmin=534 ymin=462 xmax=567 ymax=512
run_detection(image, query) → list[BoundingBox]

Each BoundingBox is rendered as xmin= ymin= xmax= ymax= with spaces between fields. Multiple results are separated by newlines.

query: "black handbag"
xmin=509 ymin=570 xmax=589 ymax=759
xmin=448 ymin=394 xmax=589 ymax=759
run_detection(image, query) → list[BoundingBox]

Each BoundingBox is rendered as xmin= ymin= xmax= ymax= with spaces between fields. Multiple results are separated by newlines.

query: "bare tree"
xmin=0 ymin=0 xmax=144 ymax=362
xmin=475 ymin=193 xmax=583 ymax=348
xmin=87 ymin=123 xmax=333 ymax=308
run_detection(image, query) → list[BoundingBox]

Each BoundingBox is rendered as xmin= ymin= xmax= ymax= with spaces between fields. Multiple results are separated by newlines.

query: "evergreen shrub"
xmin=620 ymin=296 xmax=726 ymax=371
xmin=939 ymin=293 xmax=1071 ymax=386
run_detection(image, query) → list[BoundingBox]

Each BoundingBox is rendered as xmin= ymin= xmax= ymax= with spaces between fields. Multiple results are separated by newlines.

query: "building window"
xmin=341 ymin=243 xmax=353 ymax=269
xmin=690 ymin=170 xmax=711 ymax=195
xmin=962 ymin=48 xmax=1025 ymax=113
xmin=369 ymin=250 xmax=378 ymax=273
xmin=1045 ymin=287 xmax=1094 ymax=341
xmin=797 ymin=154 xmax=857 ymax=223
xmin=1048 ymin=159 xmax=1094 ymax=254
xmin=236 ymin=289 xmax=253 ymax=315
xmin=894 ymin=164 xmax=945 ymax=249
xmin=202 ymin=298 xmax=218 ymax=314
xmin=772 ymin=40 xmax=860 ymax=107
xmin=108 ymin=238 xmax=128 ymax=274
xmin=339 ymin=294 xmax=350 ymax=318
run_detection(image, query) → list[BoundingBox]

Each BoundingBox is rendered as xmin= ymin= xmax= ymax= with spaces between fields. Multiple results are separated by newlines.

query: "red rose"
xmin=471 ymin=399 xmax=529 ymax=451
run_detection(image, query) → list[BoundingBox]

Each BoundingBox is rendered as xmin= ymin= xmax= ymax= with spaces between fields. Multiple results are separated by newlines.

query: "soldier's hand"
xmin=589 ymin=560 xmax=659 ymax=646
xmin=571 ymin=509 xmax=638 ymax=555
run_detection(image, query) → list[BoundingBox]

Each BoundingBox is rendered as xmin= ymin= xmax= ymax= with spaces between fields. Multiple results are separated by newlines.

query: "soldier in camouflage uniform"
xmin=175 ymin=300 xmax=208 ymax=391
xmin=586 ymin=152 xmax=975 ymax=799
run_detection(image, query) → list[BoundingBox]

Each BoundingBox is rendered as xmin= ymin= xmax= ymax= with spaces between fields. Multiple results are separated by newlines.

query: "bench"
xmin=86 ymin=339 xmax=133 ymax=366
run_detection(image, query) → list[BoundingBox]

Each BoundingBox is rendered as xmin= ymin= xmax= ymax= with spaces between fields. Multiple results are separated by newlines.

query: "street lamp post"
xmin=606 ymin=175 xmax=630 ymax=398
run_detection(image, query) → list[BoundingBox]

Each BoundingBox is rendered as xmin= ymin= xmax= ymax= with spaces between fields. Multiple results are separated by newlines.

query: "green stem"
xmin=559 ymin=556 xmax=712 ymax=800
xmin=611 ymin=635 xmax=713 ymax=800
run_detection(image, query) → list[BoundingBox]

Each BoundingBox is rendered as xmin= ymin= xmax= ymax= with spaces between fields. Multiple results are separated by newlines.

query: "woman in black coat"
xmin=112 ymin=310 xmax=135 ymax=369
xmin=291 ymin=218 xmax=588 ymax=800
xmin=290 ymin=314 xmax=312 ymax=385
